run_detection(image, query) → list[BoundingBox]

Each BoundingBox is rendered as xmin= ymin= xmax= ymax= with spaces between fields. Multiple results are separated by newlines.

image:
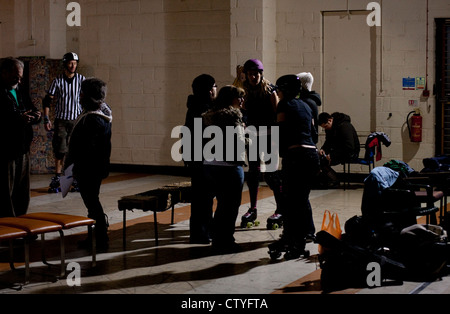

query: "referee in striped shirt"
xmin=43 ymin=52 xmax=85 ymax=192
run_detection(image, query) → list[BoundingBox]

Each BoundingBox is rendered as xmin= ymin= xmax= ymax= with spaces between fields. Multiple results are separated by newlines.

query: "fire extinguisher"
xmin=407 ymin=110 xmax=422 ymax=142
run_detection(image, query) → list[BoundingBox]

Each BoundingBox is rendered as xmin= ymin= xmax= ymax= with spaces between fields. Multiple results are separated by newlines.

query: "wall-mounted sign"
xmin=403 ymin=77 xmax=426 ymax=90
xmin=416 ymin=77 xmax=426 ymax=90
xmin=403 ymin=77 xmax=416 ymax=90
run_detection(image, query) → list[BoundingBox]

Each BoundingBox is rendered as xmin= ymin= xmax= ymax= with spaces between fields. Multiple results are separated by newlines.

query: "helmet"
xmin=63 ymin=52 xmax=79 ymax=63
xmin=243 ymin=59 xmax=264 ymax=73
xmin=276 ymin=75 xmax=302 ymax=96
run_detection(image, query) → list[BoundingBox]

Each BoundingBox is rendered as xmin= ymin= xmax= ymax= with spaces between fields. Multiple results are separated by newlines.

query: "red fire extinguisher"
xmin=407 ymin=110 xmax=422 ymax=142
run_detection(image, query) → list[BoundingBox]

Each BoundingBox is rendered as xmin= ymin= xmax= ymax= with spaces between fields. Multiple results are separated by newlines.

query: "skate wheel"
xmin=254 ymin=220 xmax=260 ymax=227
xmin=246 ymin=222 xmax=254 ymax=228
xmin=269 ymin=251 xmax=282 ymax=260
xmin=272 ymin=223 xmax=279 ymax=230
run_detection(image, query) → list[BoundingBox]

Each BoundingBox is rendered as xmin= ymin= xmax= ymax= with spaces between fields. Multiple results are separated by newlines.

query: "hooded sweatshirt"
xmin=65 ymin=104 xmax=112 ymax=179
xmin=321 ymin=112 xmax=360 ymax=165
xmin=301 ymin=90 xmax=322 ymax=144
xmin=183 ymin=94 xmax=213 ymax=164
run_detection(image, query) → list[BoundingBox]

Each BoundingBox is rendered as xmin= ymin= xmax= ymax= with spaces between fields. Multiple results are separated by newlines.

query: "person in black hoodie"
xmin=297 ymin=73 xmax=322 ymax=240
xmin=268 ymin=75 xmax=320 ymax=260
xmin=318 ymin=112 xmax=360 ymax=187
xmin=319 ymin=112 xmax=360 ymax=165
xmin=0 ymin=57 xmax=42 ymax=217
xmin=183 ymin=74 xmax=217 ymax=244
xmin=65 ymin=78 xmax=112 ymax=250
xmin=297 ymin=72 xmax=322 ymax=144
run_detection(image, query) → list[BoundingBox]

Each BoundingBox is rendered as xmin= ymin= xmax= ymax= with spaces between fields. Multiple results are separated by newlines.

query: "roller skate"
xmin=48 ymin=175 xmax=61 ymax=193
xmin=70 ymin=179 xmax=80 ymax=192
xmin=268 ymin=237 xmax=310 ymax=261
xmin=266 ymin=212 xmax=283 ymax=230
xmin=240 ymin=208 xmax=260 ymax=228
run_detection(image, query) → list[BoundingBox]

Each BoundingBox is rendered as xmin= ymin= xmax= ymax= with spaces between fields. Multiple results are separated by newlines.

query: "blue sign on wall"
xmin=403 ymin=77 xmax=416 ymax=90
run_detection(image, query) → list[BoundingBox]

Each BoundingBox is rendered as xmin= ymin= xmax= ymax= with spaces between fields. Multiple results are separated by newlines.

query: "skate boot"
xmin=48 ymin=175 xmax=61 ymax=193
xmin=283 ymin=244 xmax=310 ymax=260
xmin=268 ymin=237 xmax=310 ymax=261
xmin=268 ymin=238 xmax=288 ymax=260
xmin=240 ymin=208 xmax=260 ymax=228
xmin=266 ymin=212 xmax=283 ymax=230
xmin=70 ymin=179 xmax=80 ymax=192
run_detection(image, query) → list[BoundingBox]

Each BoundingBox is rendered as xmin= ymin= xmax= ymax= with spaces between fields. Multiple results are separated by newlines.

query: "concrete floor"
xmin=0 ymin=172 xmax=448 ymax=299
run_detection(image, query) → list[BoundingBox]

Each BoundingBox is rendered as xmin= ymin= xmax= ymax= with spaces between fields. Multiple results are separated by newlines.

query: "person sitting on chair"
xmin=318 ymin=112 xmax=360 ymax=187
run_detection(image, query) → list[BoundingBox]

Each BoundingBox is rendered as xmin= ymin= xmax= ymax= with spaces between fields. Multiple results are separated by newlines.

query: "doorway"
xmin=322 ymin=10 xmax=378 ymax=134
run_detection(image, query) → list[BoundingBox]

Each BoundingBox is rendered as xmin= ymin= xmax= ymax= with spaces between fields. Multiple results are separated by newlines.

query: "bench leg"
xmin=123 ymin=210 xmax=126 ymax=250
xmin=59 ymin=231 xmax=65 ymax=277
xmin=41 ymin=231 xmax=65 ymax=278
xmin=25 ymin=240 xmax=30 ymax=284
xmin=8 ymin=239 xmax=15 ymax=271
xmin=171 ymin=205 xmax=175 ymax=225
xmin=7 ymin=238 xmax=30 ymax=286
xmin=89 ymin=225 xmax=96 ymax=267
xmin=154 ymin=211 xmax=158 ymax=246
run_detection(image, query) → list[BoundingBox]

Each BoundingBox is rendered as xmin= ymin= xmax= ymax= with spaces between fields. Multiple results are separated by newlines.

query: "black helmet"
xmin=63 ymin=52 xmax=79 ymax=63
xmin=276 ymin=75 xmax=302 ymax=97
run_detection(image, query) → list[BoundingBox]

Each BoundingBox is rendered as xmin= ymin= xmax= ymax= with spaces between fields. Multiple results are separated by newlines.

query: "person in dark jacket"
xmin=183 ymin=74 xmax=217 ymax=244
xmin=268 ymin=75 xmax=320 ymax=260
xmin=319 ymin=112 xmax=360 ymax=165
xmin=241 ymin=59 xmax=283 ymax=228
xmin=318 ymin=112 xmax=360 ymax=187
xmin=65 ymin=78 xmax=112 ymax=250
xmin=0 ymin=57 xmax=41 ymax=217
xmin=297 ymin=72 xmax=321 ymax=239
xmin=298 ymin=72 xmax=322 ymax=144
xmin=202 ymin=85 xmax=249 ymax=254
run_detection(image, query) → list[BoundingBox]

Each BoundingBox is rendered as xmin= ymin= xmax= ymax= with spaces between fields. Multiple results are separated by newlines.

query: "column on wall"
xmin=230 ymin=0 xmax=277 ymax=82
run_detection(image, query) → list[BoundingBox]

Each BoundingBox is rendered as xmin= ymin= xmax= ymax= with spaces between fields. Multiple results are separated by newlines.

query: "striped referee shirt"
xmin=48 ymin=73 xmax=85 ymax=121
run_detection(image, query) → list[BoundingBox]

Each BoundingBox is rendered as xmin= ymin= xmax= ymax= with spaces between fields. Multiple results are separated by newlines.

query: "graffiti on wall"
xmin=21 ymin=57 xmax=61 ymax=174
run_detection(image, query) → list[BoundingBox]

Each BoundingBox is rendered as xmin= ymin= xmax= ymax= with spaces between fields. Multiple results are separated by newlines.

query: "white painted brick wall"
xmin=4 ymin=0 xmax=450 ymax=170
xmin=275 ymin=0 xmax=448 ymax=171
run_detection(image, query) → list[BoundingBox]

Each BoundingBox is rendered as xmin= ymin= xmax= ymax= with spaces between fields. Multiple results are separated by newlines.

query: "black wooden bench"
xmin=118 ymin=182 xmax=192 ymax=248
